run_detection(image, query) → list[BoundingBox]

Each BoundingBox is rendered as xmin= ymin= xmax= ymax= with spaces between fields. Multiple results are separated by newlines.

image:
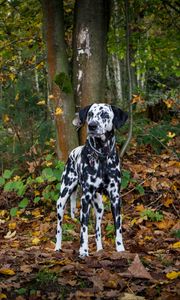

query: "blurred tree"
xmin=42 ymin=0 xmax=78 ymax=160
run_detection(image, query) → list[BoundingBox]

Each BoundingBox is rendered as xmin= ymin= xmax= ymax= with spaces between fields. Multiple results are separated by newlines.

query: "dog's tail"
xmin=70 ymin=189 xmax=77 ymax=219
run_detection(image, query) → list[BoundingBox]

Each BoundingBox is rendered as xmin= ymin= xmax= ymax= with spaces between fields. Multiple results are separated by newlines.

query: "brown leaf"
xmin=120 ymin=293 xmax=146 ymax=300
xmin=128 ymin=254 xmax=153 ymax=280
xmin=90 ymin=276 xmax=104 ymax=291
xmin=20 ymin=264 xmax=33 ymax=274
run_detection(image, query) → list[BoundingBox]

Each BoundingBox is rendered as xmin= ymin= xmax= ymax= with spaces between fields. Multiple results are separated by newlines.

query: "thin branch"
xmin=120 ymin=0 xmax=133 ymax=158
xmin=121 ymin=175 xmax=153 ymax=197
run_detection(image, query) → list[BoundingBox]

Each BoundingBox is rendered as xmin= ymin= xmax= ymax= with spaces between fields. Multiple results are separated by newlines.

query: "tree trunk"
xmin=42 ymin=0 xmax=78 ymax=161
xmin=112 ymin=54 xmax=123 ymax=104
xmin=73 ymin=0 xmax=111 ymax=143
xmin=120 ymin=0 xmax=133 ymax=158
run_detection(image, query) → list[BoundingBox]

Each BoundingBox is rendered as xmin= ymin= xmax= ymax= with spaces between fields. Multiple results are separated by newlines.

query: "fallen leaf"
xmin=163 ymin=198 xmax=173 ymax=207
xmin=0 ymin=268 xmax=15 ymax=276
xmin=154 ymin=219 xmax=175 ymax=230
xmin=31 ymin=237 xmax=40 ymax=245
xmin=166 ymin=271 xmax=180 ymax=280
xmin=0 ymin=294 xmax=7 ymax=299
xmin=20 ymin=264 xmax=33 ymax=274
xmin=55 ymin=107 xmax=63 ymax=116
xmin=172 ymin=241 xmax=180 ymax=249
xmin=128 ymin=254 xmax=153 ymax=280
xmin=90 ymin=276 xmax=104 ymax=291
xmin=4 ymin=230 xmax=16 ymax=239
xmin=135 ymin=204 xmax=145 ymax=212
xmin=8 ymin=222 xmax=17 ymax=230
xmin=120 ymin=293 xmax=146 ymax=300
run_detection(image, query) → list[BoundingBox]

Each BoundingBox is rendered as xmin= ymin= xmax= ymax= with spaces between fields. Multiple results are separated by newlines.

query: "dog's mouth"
xmin=88 ymin=129 xmax=104 ymax=137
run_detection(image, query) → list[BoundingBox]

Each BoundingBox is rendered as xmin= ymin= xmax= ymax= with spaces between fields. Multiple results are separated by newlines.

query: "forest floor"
xmin=0 ymin=141 xmax=179 ymax=300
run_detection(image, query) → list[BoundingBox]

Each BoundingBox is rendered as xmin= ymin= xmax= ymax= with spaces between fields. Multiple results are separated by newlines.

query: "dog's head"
xmin=73 ymin=103 xmax=128 ymax=139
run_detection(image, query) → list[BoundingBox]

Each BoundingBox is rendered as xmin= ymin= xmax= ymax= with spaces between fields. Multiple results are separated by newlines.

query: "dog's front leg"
xmin=93 ymin=193 xmax=104 ymax=251
xmin=79 ymin=195 xmax=91 ymax=257
xmin=110 ymin=195 xmax=125 ymax=252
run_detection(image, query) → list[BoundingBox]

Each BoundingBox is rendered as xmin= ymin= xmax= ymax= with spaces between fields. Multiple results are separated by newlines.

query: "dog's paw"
xmin=79 ymin=249 xmax=89 ymax=258
xmin=55 ymin=245 xmax=62 ymax=252
xmin=116 ymin=244 xmax=125 ymax=252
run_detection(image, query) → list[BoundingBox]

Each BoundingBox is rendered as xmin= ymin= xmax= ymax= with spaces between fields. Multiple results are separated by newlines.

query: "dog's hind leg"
xmin=79 ymin=194 xmax=92 ymax=257
xmin=70 ymin=188 xmax=78 ymax=219
xmin=55 ymin=173 xmax=78 ymax=251
xmin=93 ymin=193 xmax=104 ymax=252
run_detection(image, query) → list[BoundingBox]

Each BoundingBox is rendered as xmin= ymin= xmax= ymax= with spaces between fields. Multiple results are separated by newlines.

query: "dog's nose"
xmin=88 ymin=121 xmax=98 ymax=131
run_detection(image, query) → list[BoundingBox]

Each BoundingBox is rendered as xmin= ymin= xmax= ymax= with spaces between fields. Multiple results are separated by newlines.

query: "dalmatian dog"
xmin=55 ymin=103 xmax=128 ymax=257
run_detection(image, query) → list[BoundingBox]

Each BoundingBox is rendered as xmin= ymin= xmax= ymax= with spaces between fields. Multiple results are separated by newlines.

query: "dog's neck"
xmin=87 ymin=130 xmax=116 ymax=158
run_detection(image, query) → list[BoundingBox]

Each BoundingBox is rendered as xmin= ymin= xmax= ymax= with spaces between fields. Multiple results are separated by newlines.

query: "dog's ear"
xmin=72 ymin=105 xmax=92 ymax=129
xmin=111 ymin=105 xmax=128 ymax=129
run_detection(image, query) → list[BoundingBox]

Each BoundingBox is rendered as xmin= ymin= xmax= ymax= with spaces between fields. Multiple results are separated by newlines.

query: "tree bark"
xmin=73 ymin=0 xmax=111 ymax=143
xmin=42 ymin=0 xmax=78 ymax=161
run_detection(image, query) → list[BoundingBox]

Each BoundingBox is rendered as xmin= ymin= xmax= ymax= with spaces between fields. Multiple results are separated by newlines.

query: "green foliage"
xmin=10 ymin=207 xmax=18 ymax=217
xmin=54 ymin=72 xmax=73 ymax=94
xmin=108 ymin=0 xmax=180 ymax=105
xmin=0 ymin=0 xmax=52 ymax=170
xmin=141 ymin=209 xmax=164 ymax=222
xmin=105 ymin=224 xmax=114 ymax=238
xmin=35 ymin=269 xmax=57 ymax=286
xmin=16 ymin=288 xmax=27 ymax=296
xmin=137 ymin=121 xmax=180 ymax=154
xmin=62 ymin=223 xmax=75 ymax=241
xmin=121 ymin=169 xmax=145 ymax=195
xmin=121 ymin=170 xmax=131 ymax=190
xmin=171 ymin=230 xmax=180 ymax=239
xmin=1 ymin=157 xmax=65 ymax=216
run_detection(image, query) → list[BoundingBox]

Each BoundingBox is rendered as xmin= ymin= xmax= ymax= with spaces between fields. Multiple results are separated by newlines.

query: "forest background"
xmin=0 ymin=0 xmax=179 ymax=299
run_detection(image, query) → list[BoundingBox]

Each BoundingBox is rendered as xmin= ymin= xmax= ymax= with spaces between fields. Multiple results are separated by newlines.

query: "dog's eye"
xmin=88 ymin=111 xmax=93 ymax=118
xmin=100 ymin=112 xmax=109 ymax=119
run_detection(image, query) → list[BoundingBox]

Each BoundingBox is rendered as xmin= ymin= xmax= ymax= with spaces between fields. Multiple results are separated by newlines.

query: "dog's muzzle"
xmin=88 ymin=121 xmax=98 ymax=132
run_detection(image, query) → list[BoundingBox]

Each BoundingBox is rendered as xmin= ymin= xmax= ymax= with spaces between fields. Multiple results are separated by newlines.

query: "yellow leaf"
xmin=163 ymin=99 xmax=174 ymax=108
xmin=135 ymin=204 xmax=145 ymax=212
xmin=131 ymin=218 xmax=137 ymax=226
xmin=55 ymin=107 xmax=63 ymax=116
xmin=48 ymin=94 xmax=55 ymax=100
xmin=64 ymin=214 xmax=71 ymax=221
xmin=8 ymin=222 xmax=17 ymax=230
xmin=36 ymin=62 xmax=44 ymax=69
xmin=13 ymin=175 xmax=20 ymax=181
xmin=102 ymin=194 xmax=109 ymax=203
xmin=167 ymin=131 xmax=176 ymax=138
xmin=0 ymin=210 xmax=7 ymax=217
xmin=163 ymin=198 xmax=173 ymax=207
xmin=0 ymin=293 xmax=7 ymax=299
xmin=32 ymin=231 xmax=40 ymax=237
xmin=32 ymin=209 xmax=42 ymax=218
xmin=3 ymin=114 xmax=10 ymax=123
xmin=32 ymin=237 xmax=40 ymax=245
xmin=45 ymin=161 xmax=53 ymax=167
xmin=166 ymin=271 xmax=180 ymax=280
xmin=37 ymin=100 xmax=46 ymax=106
xmin=144 ymin=236 xmax=153 ymax=241
xmin=15 ymin=93 xmax=19 ymax=101
xmin=172 ymin=241 xmax=180 ymax=249
xmin=0 ymin=268 xmax=15 ymax=276
xmin=34 ymin=190 xmax=40 ymax=196
xmin=9 ymin=73 xmax=15 ymax=81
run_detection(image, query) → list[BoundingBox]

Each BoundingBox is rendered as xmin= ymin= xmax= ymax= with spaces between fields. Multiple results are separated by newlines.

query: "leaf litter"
xmin=0 ymin=146 xmax=179 ymax=299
